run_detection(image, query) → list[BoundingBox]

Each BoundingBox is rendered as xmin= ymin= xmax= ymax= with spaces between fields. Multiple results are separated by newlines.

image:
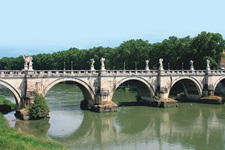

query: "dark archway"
xmin=113 ymin=78 xmax=154 ymax=106
xmin=169 ymin=79 xmax=201 ymax=101
xmin=215 ymin=78 xmax=225 ymax=97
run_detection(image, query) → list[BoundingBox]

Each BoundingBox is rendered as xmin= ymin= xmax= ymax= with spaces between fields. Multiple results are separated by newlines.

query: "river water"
xmin=3 ymin=84 xmax=225 ymax=150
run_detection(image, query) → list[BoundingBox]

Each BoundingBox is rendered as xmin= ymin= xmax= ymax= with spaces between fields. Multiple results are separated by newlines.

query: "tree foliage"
xmin=28 ymin=94 xmax=50 ymax=120
xmin=0 ymin=32 xmax=224 ymax=70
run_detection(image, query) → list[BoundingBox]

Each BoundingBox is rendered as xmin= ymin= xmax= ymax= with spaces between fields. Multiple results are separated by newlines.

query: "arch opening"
xmin=44 ymin=82 xmax=85 ymax=137
xmin=215 ymin=78 xmax=225 ymax=97
xmin=43 ymin=78 xmax=96 ymax=115
xmin=169 ymin=79 xmax=201 ymax=102
xmin=44 ymin=79 xmax=95 ymax=104
xmin=0 ymin=81 xmax=21 ymax=108
xmin=0 ymin=84 xmax=17 ymax=114
xmin=112 ymin=78 xmax=154 ymax=106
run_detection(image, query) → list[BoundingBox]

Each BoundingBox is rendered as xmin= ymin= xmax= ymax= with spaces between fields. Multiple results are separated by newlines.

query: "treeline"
xmin=0 ymin=31 xmax=225 ymax=70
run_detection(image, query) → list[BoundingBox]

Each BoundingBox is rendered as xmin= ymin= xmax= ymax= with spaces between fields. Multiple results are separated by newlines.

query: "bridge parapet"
xmin=101 ymin=70 xmax=158 ymax=76
xmin=207 ymin=70 xmax=225 ymax=75
xmin=162 ymin=70 xmax=206 ymax=76
xmin=31 ymin=70 xmax=99 ymax=77
xmin=0 ymin=70 xmax=25 ymax=77
xmin=2 ymin=69 xmax=225 ymax=78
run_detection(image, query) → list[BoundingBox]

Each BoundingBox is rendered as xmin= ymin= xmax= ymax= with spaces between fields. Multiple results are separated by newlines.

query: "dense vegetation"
xmin=0 ymin=32 xmax=225 ymax=70
xmin=29 ymin=94 xmax=50 ymax=120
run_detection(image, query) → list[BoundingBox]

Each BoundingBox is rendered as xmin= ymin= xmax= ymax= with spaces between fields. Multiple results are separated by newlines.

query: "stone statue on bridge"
xmin=23 ymin=56 xmax=33 ymax=71
xmin=190 ymin=60 xmax=194 ymax=71
xmin=145 ymin=60 xmax=150 ymax=70
xmin=206 ymin=60 xmax=210 ymax=70
xmin=100 ymin=57 xmax=106 ymax=70
xmin=159 ymin=58 xmax=164 ymax=70
xmin=90 ymin=59 xmax=95 ymax=70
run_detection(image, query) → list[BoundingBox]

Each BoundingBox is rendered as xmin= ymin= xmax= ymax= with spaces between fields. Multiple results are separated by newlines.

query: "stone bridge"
xmin=0 ymin=57 xmax=225 ymax=110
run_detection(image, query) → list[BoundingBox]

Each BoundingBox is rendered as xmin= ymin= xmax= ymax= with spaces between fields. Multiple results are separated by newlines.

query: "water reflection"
xmin=15 ymin=118 xmax=50 ymax=138
xmin=4 ymin=84 xmax=225 ymax=150
xmin=49 ymin=104 xmax=225 ymax=150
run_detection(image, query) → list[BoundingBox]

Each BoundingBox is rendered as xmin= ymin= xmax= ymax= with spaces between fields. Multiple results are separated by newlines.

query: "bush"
xmin=28 ymin=94 xmax=50 ymax=120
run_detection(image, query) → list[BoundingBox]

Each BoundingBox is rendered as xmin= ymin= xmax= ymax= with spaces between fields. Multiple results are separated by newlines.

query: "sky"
xmin=0 ymin=0 xmax=225 ymax=58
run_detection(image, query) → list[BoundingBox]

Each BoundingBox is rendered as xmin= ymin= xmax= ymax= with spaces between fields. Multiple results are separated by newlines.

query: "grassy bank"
xmin=0 ymin=113 xmax=67 ymax=150
xmin=0 ymin=94 xmax=66 ymax=150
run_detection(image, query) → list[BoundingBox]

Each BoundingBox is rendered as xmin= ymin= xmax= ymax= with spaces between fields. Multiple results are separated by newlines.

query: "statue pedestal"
xmin=91 ymin=66 xmax=95 ymax=71
xmin=101 ymin=67 xmax=105 ymax=70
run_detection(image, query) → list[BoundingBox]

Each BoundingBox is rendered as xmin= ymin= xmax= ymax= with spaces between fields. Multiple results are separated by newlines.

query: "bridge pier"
xmin=157 ymin=66 xmax=169 ymax=100
xmin=89 ymin=71 xmax=118 ymax=112
xmin=202 ymin=68 xmax=215 ymax=96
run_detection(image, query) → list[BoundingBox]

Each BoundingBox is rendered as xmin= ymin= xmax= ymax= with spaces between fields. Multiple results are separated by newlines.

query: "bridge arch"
xmin=43 ymin=78 xmax=95 ymax=102
xmin=113 ymin=77 xmax=155 ymax=101
xmin=169 ymin=77 xmax=202 ymax=101
xmin=214 ymin=77 xmax=225 ymax=95
xmin=0 ymin=79 xmax=21 ymax=107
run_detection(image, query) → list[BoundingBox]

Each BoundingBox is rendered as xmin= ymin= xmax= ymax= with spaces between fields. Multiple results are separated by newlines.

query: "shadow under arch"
xmin=214 ymin=77 xmax=225 ymax=96
xmin=43 ymin=78 xmax=95 ymax=102
xmin=113 ymin=77 xmax=155 ymax=102
xmin=169 ymin=77 xmax=202 ymax=101
xmin=0 ymin=79 xmax=21 ymax=107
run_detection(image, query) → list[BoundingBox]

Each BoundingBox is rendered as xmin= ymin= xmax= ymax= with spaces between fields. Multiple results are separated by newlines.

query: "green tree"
xmin=189 ymin=32 xmax=225 ymax=69
xmin=28 ymin=93 xmax=50 ymax=120
xmin=114 ymin=39 xmax=150 ymax=69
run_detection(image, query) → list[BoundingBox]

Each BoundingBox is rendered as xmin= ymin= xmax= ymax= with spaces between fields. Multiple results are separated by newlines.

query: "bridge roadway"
xmin=0 ymin=69 xmax=225 ymax=109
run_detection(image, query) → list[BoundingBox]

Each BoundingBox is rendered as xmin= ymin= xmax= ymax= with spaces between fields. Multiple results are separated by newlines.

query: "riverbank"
xmin=0 ymin=113 xmax=67 ymax=150
xmin=0 ymin=94 xmax=66 ymax=150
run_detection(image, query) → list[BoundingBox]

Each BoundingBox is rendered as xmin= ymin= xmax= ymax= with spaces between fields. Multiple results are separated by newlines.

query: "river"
xmin=3 ymin=83 xmax=225 ymax=150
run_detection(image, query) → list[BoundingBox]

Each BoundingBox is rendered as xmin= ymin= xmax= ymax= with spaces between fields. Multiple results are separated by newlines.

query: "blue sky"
xmin=0 ymin=0 xmax=224 ymax=58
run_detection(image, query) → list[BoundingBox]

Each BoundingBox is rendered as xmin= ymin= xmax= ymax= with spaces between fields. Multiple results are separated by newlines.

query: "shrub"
xmin=28 ymin=93 xmax=50 ymax=120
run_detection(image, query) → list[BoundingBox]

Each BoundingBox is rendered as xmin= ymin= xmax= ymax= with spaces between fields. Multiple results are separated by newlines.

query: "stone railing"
xmin=0 ymin=70 xmax=25 ymax=77
xmin=162 ymin=70 xmax=206 ymax=76
xmin=31 ymin=70 xmax=100 ymax=77
xmin=1 ymin=69 xmax=225 ymax=78
xmin=101 ymin=70 xmax=158 ymax=76
xmin=208 ymin=70 xmax=225 ymax=75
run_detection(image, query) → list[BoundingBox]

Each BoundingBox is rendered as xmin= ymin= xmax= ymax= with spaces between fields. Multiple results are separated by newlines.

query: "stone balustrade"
xmin=0 ymin=70 xmax=25 ymax=77
xmin=162 ymin=70 xmax=206 ymax=76
xmin=101 ymin=70 xmax=158 ymax=76
xmin=1 ymin=69 xmax=225 ymax=78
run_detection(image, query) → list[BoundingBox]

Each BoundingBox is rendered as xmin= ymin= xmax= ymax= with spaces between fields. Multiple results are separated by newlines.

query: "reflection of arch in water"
xmin=49 ymin=109 xmax=154 ymax=145
xmin=0 ymin=79 xmax=21 ymax=107
xmin=48 ymin=111 xmax=95 ymax=141
xmin=43 ymin=78 xmax=95 ymax=102
xmin=47 ymin=105 xmax=225 ymax=150
xmin=169 ymin=103 xmax=202 ymax=128
xmin=113 ymin=77 xmax=155 ymax=102
xmin=113 ymin=107 xmax=152 ymax=134
xmin=169 ymin=77 xmax=202 ymax=101
xmin=47 ymin=108 xmax=84 ymax=138
xmin=14 ymin=118 xmax=50 ymax=138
